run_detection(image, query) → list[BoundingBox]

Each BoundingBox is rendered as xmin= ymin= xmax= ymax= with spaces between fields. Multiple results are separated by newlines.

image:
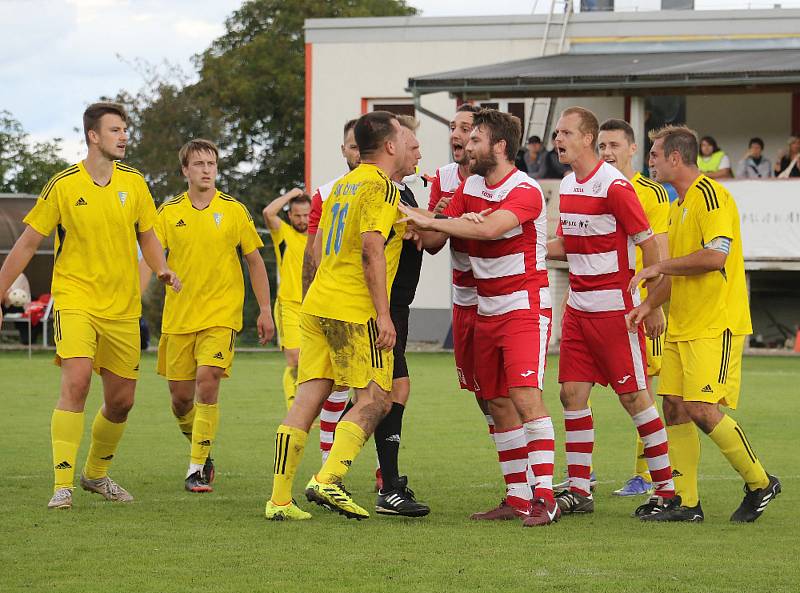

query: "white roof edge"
xmin=306 ymin=8 xmax=800 ymax=30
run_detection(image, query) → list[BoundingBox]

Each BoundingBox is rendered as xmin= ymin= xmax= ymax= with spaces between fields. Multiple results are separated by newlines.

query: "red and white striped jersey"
xmin=308 ymin=175 xmax=343 ymax=235
xmin=558 ymin=161 xmax=652 ymax=317
xmin=445 ymin=168 xmax=550 ymax=320
xmin=428 ymin=162 xmax=476 ymax=308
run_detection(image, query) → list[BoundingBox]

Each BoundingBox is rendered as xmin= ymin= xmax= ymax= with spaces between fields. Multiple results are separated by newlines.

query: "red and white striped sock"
xmin=319 ymin=389 xmax=349 ymax=463
xmin=494 ymin=425 xmax=532 ymax=514
xmin=632 ymin=406 xmax=675 ymax=498
xmin=564 ymin=408 xmax=594 ymax=496
xmin=524 ymin=416 xmax=555 ymax=502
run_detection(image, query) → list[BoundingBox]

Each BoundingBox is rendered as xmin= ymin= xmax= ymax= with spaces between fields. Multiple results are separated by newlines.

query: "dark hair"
xmin=354 ymin=111 xmax=399 ymax=159
xmin=83 ymin=102 xmax=128 ymax=144
xmin=700 ymin=136 xmax=720 ymax=153
xmin=599 ymin=118 xmax=635 ymax=145
xmin=749 ymin=137 xmax=764 ymax=150
xmin=649 ymin=125 xmax=699 ymax=166
xmin=561 ymin=106 xmax=600 ymax=149
xmin=527 ymin=135 xmax=542 ymax=145
xmin=343 ymin=118 xmax=358 ymax=138
xmin=289 ymin=194 xmax=312 ymax=210
xmin=457 ymin=103 xmax=481 ymax=114
xmin=472 ymin=109 xmax=522 ymax=162
xmin=178 ymin=138 xmax=219 ymax=167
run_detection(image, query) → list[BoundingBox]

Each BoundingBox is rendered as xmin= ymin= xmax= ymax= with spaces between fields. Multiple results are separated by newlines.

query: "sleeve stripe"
xmin=697 ymin=178 xmax=720 ymax=211
xmin=219 ymin=194 xmax=254 ymax=222
xmin=636 ymin=176 xmax=669 ymax=204
xmin=156 ymin=193 xmax=185 ymax=213
xmin=115 ymin=163 xmax=145 ymax=178
xmin=41 ymin=166 xmax=80 ymax=200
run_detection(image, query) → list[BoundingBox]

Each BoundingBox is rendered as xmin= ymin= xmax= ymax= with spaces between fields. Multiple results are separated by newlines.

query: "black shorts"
xmin=390 ymin=306 xmax=409 ymax=380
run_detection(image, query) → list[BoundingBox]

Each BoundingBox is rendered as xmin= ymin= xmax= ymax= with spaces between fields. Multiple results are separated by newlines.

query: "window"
xmin=364 ymin=98 xmax=415 ymax=117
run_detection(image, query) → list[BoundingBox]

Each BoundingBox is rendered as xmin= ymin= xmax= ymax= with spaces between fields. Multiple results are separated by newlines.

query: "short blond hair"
xmin=648 ymin=125 xmax=698 ymax=166
xmin=561 ymin=106 xmax=599 ymax=148
xmin=179 ymin=139 xmax=219 ymax=168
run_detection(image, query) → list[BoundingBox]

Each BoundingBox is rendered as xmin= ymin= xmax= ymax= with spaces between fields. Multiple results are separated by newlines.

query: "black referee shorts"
xmin=390 ymin=306 xmax=410 ymax=380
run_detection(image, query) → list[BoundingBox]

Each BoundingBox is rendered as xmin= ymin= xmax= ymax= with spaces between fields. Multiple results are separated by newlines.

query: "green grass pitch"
xmin=1 ymin=351 xmax=797 ymax=592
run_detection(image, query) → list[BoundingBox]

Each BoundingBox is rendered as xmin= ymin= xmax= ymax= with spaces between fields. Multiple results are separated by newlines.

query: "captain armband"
xmin=704 ymin=236 xmax=732 ymax=255
xmin=630 ymin=228 xmax=654 ymax=245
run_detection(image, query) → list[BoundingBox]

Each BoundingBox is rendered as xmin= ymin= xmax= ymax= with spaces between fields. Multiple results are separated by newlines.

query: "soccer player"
xmin=155 ymin=139 xmax=274 ymax=493
xmin=627 ymin=125 xmax=781 ymax=522
xmin=0 ymin=102 xmax=179 ymax=509
xmin=399 ymin=109 xmax=559 ymax=527
xmin=263 ymin=188 xmax=311 ymax=410
xmin=597 ymin=119 xmax=670 ymax=497
xmin=304 ymin=119 xmax=359 ymax=462
xmin=373 ymin=115 xmax=430 ymax=517
xmin=265 ymin=111 xmax=408 ymax=521
xmin=546 ymin=107 xmax=676 ymax=518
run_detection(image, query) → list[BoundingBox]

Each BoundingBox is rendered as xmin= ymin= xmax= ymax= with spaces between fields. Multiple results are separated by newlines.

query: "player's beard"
xmin=469 ymin=150 xmax=497 ymax=177
xmin=99 ymin=144 xmax=125 ymax=162
xmin=292 ymin=222 xmax=308 ymax=234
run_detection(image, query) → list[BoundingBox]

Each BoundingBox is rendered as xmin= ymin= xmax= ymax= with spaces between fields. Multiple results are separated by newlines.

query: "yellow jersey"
xmin=302 ymin=163 xmax=405 ymax=324
xmin=666 ymin=175 xmax=752 ymax=341
xmin=631 ymin=172 xmax=670 ymax=300
xmin=23 ymin=161 xmax=156 ymax=319
xmin=155 ymin=190 xmax=263 ymax=334
xmin=269 ymin=220 xmax=307 ymax=304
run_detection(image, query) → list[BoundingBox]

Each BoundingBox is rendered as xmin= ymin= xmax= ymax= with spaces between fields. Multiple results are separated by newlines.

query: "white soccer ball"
xmin=7 ymin=288 xmax=30 ymax=308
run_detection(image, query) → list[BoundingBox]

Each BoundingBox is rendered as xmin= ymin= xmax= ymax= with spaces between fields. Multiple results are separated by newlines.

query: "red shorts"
xmin=558 ymin=307 xmax=647 ymax=395
xmin=452 ymin=304 xmax=477 ymax=391
xmin=473 ymin=312 xmax=551 ymax=400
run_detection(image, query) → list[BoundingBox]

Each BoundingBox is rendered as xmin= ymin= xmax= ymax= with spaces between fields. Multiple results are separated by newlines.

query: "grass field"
xmin=1 ymin=351 xmax=797 ymax=593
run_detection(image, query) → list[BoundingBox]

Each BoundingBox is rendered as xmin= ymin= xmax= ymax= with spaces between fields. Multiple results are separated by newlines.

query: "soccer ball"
xmin=7 ymin=288 xmax=30 ymax=308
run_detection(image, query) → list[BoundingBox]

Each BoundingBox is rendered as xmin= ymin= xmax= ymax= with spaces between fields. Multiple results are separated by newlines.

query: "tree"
xmin=0 ymin=111 xmax=69 ymax=194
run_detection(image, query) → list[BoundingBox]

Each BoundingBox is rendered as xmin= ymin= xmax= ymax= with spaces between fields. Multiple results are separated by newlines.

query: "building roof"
xmin=407 ymin=48 xmax=800 ymax=98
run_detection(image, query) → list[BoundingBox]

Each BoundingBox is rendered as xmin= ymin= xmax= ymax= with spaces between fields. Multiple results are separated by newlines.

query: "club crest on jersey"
xmin=118 ymin=191 xmax=127 ymax=206
xmin=682 ymin=208 xmax=688 ymax=222
xmin=213 ymin=212 xmax=223 ymax=228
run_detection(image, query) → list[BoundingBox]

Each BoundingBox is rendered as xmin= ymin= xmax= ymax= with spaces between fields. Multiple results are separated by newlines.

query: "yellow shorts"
xmin=274 ymin=298 xmax=301 ymax=351
xmin=157 ymin=327 xmax=236 ymax=381
xmin=53 ymin=310 xmax=140 ymax=380
xmin=297 ymin=313 xmax=393 ymax=392
xmin=646 ymin=334 xmax=663 ymax=377
xmin=659 ymin=330 xmax=744 ymax=409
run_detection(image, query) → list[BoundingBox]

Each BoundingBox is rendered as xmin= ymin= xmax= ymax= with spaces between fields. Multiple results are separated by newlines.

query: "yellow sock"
xmin=666 ymin=422 xmax=701 ymax=507
xmin=317 ymin=421 xmax=367 ymax=484
xmin=634 ymin=436 xmax=649 ymax=480
xmin=283 ymin=366 xmax=297 ymax=410
xmin=271 ymin=424 xmax=308 ymax=506
xmin=190 ymin=403 xmax=219 ymax=465
xmin=173 ymin=405 xmax=195 ymax=442
xmin=708 ymin=414 xmax=769 ymax=491
xmin=51 ymin=409 xmax=84 ymax=491
xmin=83 ymin=409 xmax=126 ymax=480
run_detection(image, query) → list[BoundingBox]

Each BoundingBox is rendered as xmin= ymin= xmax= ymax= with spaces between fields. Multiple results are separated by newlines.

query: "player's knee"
xmin=195 ymin=369 xmax=222 ymax=404
xmin=106 ymin=395 xmax=134 ymax=418
xmin=662 ymin=396 xmax=689 ymax=425
xmin=683 ymin=401 xmax=719 ymax=434
xmin=61 ymin=375 xmax=91 ymax=402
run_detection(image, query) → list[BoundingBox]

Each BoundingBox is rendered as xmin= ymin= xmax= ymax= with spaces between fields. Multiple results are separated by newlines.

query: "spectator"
xmin=697 ymin=135 xmax=732 ymax=179
xmin=775 ymin=136 xmax=800 ymax=178
xmin=735 ymin=137 xmax=773 ymax=179
xmin=543 ymin=130 xmax=570 ymax=178
xmin=524 ymin=135 xmax=547 ymax=178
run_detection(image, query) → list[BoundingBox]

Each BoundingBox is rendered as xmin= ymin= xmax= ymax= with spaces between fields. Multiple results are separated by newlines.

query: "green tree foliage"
xmin=0 ymin=111 xmax=69 ymax=194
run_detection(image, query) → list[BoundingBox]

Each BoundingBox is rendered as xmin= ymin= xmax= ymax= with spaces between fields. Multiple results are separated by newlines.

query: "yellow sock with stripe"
xmin=173 ymin=405 xmax=195 ymax=442
xmin=666 ymin=422 xmax=701 ymax=507
xmin=708 ymin=414 xmax=769 ymax=491
xmin=51 ymin=409 xmax=84 ymax=491
xmin=83 ymin=409 xmax=126 ymax=480
xmin=190 ymin=403 xmax=219 ymax=466
xmin=271 ymin=424 xmax=308 ymax=506
xmin=282 ymin=366 xmax=297 ymax=410
xmin=634 ymin=436 xmax=649 ymax=480
xmin=316 ymin=421 xmax=367 ymax=484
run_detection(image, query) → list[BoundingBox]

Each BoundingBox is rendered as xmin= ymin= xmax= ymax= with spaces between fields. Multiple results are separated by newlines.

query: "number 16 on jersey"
xmin=325 ymin=202 xmax=349 ymax=255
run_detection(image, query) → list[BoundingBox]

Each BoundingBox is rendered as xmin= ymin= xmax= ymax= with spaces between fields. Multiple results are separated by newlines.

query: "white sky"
xmin=1 ymin=0 xmax=797 ymax=161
